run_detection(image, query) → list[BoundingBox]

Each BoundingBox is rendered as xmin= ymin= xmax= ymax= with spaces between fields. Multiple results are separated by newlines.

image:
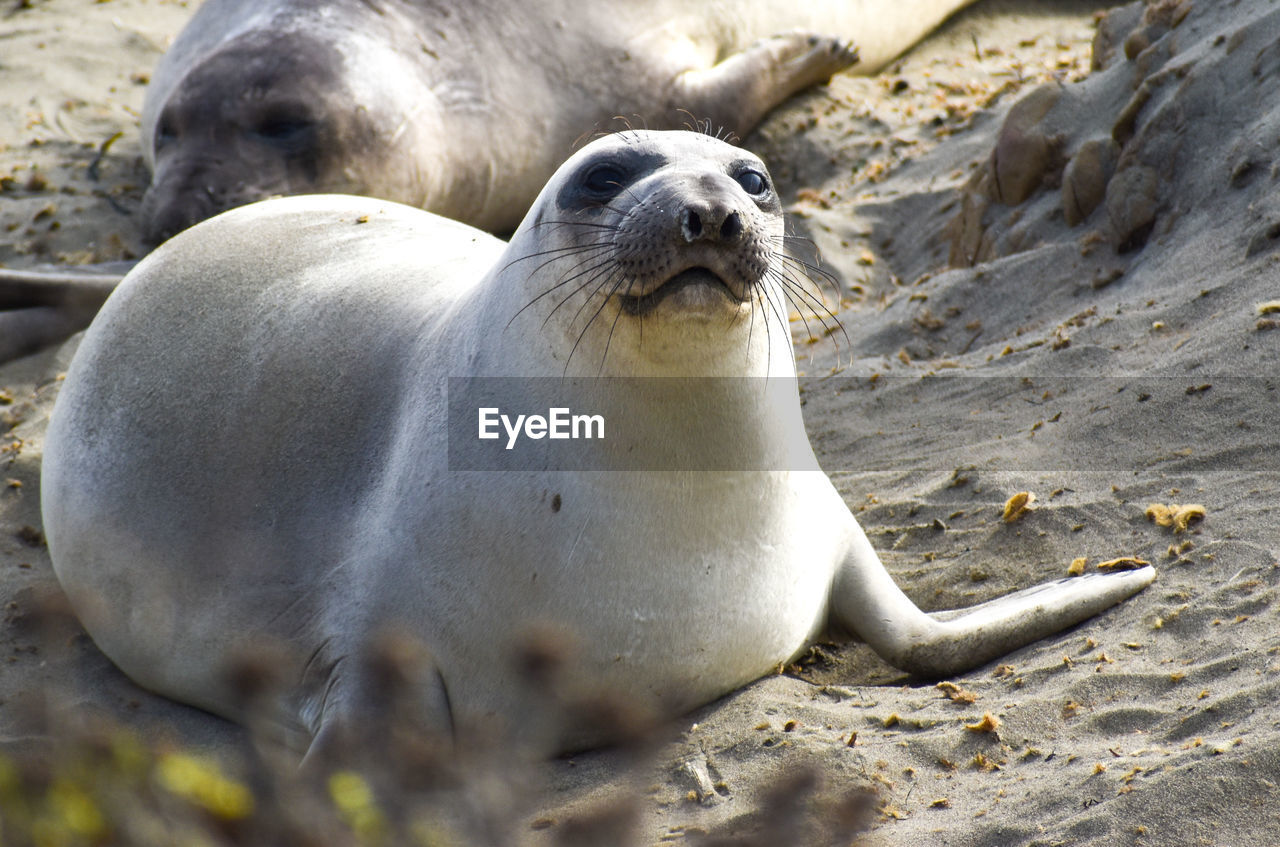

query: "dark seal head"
xmin=139 ymin=30 xmax=353 ymax=245
xmin=139 ymin=16 xmax=439 ymax=245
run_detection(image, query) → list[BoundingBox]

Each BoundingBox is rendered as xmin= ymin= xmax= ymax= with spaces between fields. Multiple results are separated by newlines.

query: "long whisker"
xmin=758 ymin=273 xmax=798 ymax=377
xmin=504 ymin=241 xmax=613 ymax=280
xmin=772 ymin=231 xmax=840 ymax=289
xmin=563 ymin=262 xmax=622 ymax=330
xmin=768 ymin=255 xmax=839 ymax=305
xmin=745 ymin=279 xmax=763 ymax=366
xmin=767 ymin=263 xmax=844 ymax=341
xmin=505 ymin=245 xmax=618 ymax=328
xmin=768 ymin=242 xmax=841 ymax=311
xmin=501 ymin=233 xmax=615 ymax=272
xmin=769 ymin=236 xmax=844 ymax=329
xmin=773 ymin=282 xmax=848 ymax=373
xmin=504 ymin=212 xmax=625 ymax=270
xmin=541 ymin=255 xmax=623 ymax=329
xmin=774 ymin=276 xmax=848 ymax=352
xmin=767 ymin=268 xmax=820 ymax=346
xmin=527 ymin=218 xmax=619 ymax=232
xmin=774 ymin=262 xmax=841 ymax=316
xmin=764 ymin=241 xmax=849 ymax=349
xmin=758 ymin=281 xmax=774 ymax=377
xmin=595 ymin=273 xmax=638 ymax=376
xmin=564 ymin=267 xmax=629 ymax=375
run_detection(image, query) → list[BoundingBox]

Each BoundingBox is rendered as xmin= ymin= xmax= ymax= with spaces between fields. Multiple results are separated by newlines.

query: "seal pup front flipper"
xmin=295 ymin=633 xmax=456 ymax=773
xmin=830 ymin=521 xmax=1156 ymax=678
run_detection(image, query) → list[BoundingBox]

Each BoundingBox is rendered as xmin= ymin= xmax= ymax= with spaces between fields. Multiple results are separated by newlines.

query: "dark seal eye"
xmin=253 ymin=114 xmax=314 ymax=147
xmin=582 ymin=162 xmax=626 ymax=197
xmin=735 ymin=169 xmax=768 ymax=196
xmin=155 ymin=117 xmax=178 ymax=152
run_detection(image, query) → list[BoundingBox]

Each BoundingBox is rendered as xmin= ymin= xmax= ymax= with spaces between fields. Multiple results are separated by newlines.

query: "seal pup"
xmin=42 ymin=131 xmax=1154 ymax=757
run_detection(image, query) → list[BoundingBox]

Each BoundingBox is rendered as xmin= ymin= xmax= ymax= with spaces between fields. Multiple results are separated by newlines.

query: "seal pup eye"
xmin=582 ymin=162 xmax=627 ymax=198
xmin=735 ymin=169 xmax=769 ymax=196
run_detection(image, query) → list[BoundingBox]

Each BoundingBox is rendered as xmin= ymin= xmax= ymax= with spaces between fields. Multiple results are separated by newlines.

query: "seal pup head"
xmin=503 ymin=130 xmax=819 ymax=377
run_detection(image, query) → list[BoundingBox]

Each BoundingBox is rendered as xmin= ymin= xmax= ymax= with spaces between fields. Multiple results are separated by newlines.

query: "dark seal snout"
xmin=140 ymin=162 xmax=234 ymax=246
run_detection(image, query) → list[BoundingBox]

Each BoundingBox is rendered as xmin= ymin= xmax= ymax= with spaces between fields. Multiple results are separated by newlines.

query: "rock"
xmin=1062 ymin=137 xmax=1120 ymax=226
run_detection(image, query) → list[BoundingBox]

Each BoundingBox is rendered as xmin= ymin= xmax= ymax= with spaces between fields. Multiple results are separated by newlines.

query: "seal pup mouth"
xmin=617 ymin=267 xmax=744 ymax=317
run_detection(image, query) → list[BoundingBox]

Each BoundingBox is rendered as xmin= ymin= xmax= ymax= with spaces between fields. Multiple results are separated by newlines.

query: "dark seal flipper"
xmin=0 ymin=266 xmax=127 ymax=361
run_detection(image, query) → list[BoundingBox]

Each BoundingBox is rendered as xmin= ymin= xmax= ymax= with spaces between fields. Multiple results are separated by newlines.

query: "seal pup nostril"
xmin=720 ymin=212 xmax=743 ymax=242
xmin=681 ymin=208 xmax=704 ymax=242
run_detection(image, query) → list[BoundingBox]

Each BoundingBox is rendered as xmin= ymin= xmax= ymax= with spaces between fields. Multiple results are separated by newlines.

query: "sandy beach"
xmin=3 ymin=0 xmax=1279 ymax=844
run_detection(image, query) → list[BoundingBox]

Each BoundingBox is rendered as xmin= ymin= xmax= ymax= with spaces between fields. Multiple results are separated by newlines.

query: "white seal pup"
xmin=42 ymin=131 xmax=1154 ymax=757
xmin=137 ymin=0 xmax=979 ymax=244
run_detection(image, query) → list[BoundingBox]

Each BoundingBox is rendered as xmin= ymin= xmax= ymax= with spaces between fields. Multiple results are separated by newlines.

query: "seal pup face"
xmin=508 ymin=131 xmax=821 ymax=376
xmin=553 ymin=132 xmax=780 ymax=321
xmin=139 ymin=29 xmax=377 ymax=246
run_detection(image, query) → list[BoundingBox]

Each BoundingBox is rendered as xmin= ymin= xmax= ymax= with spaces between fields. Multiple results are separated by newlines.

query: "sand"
xmin=3 ymin=0 xmax=1280 ymax=844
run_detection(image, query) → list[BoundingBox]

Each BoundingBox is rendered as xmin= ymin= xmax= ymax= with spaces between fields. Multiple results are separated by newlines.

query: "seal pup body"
xmin=138 ymin=0 xmax=978 ymax=242
xmin=43 ymin=132 xmax=1154 ymax=755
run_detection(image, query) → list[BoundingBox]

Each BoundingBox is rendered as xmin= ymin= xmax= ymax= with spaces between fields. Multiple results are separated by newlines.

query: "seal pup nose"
xmin=680 ymin=205 xmax=745 ymax=244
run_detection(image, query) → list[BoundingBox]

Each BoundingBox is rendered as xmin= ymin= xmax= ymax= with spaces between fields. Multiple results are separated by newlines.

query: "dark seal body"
xmin=137 ymin=0 xmax=979 ymax=242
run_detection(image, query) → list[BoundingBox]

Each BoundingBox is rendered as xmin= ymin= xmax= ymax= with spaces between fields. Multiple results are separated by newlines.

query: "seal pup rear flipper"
xmin=830 ymin=523 xmax=1156 ymax=678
